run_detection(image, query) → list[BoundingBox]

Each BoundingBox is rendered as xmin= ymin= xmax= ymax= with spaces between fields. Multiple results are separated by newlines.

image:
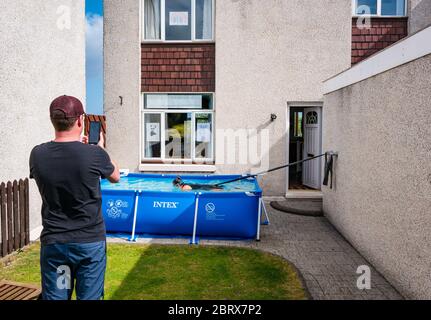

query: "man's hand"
xmin=98 ymin=132 xmax=105 ymax=149
xmin=81 ymin=132 xmax=104 ymax=147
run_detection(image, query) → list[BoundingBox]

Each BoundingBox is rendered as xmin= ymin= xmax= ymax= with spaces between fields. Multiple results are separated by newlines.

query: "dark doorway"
xmin=288 ymin=108 xmax=316 ymax=191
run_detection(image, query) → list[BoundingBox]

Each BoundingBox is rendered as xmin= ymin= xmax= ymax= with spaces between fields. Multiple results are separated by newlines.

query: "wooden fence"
xmin=0 ymin=179 xmax=30 ymax=258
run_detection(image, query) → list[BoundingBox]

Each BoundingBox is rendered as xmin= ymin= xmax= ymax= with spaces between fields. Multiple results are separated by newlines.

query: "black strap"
xmin=215 ymin=153 xmax=327 ymax=187
xmin=323 ymin=152 xmax=334 ymax=189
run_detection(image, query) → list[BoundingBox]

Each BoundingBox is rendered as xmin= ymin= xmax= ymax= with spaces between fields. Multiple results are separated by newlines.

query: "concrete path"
xmin=108 ymin=201 xmax=403 ymax=300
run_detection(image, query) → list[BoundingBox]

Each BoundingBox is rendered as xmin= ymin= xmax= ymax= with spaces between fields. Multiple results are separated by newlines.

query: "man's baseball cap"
xmin=50 ymin=95 xmax=85 ymax=119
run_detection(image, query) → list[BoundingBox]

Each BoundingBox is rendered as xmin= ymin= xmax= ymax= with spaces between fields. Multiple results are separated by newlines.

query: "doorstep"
xmin=285 ymin=190 xmax=323 ymax=199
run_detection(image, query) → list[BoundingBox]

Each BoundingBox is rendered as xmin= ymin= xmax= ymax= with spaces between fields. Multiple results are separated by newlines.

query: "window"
xmin=353 ymin=0 xmax=406 ymax=16
xmin=165 ymin=0 xmax=192 ymax=41
xmin=293 ymin=111 xmax=303 ymax=138
xmin=381 ymin=0 xmax=406 ymax=16
xmin=195 ymin=0 xmax=213 ymax=40
xmin=142 ymin=94 xmax=214 ymax=163
xmin=306 ymin=112 xmax=318 ymax=125
xmin=356 ymin=0 xmax=378 ymax=15
xmin=143 ymin=0 xmax=214 ymax=41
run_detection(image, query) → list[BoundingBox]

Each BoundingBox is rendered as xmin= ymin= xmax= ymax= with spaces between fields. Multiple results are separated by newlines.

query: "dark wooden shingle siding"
xmin=352 ymin=17 xmax=408 ymax=64
xmin=142 ymin=43 xmax=215 ymax=93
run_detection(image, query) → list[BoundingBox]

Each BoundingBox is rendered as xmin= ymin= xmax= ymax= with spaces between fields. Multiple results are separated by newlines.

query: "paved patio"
xmin=108 ymin=200 xmax=403 ymax=300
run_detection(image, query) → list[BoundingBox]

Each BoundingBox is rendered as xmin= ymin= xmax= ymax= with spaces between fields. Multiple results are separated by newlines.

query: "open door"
xmin=302 ymin=108 xmax=322 ymax=190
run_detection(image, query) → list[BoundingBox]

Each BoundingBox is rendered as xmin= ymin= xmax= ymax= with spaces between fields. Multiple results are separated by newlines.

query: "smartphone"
xmin=89 ymin=121 xmax=101 ymax=145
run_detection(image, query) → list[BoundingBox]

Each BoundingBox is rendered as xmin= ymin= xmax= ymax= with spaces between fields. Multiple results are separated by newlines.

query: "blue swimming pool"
xmin=101 ymin=174 xmax=264 ymax=243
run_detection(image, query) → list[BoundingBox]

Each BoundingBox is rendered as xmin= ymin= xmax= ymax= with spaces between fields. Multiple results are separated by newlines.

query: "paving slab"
xmin=107 ymin=201 xmax=404 ymax=300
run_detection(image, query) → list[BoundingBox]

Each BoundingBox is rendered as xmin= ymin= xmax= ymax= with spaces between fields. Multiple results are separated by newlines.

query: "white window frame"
xmin=352 ymin=0 xmax=407 ymax=17
xmin=142 ymin=0 xmax=215 ymax=43
xmin=141 ymin=93 xmax=215 ymax=164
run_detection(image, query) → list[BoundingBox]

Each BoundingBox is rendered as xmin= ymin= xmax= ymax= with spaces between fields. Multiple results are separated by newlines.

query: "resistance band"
xmin=215 ymin=152 xmax=336 ymax=187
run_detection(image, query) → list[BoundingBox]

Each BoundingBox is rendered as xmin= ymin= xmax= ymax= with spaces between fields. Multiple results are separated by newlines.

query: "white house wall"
xmin=323 ymin=53 xmax=431 ymax=299
xmin=0 ymin=0 xmax=86 ymax=234
xmin=409 ymin=0 xmax=431 ymax=34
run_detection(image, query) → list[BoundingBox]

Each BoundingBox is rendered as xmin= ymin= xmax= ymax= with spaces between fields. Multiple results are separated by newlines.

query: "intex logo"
xmin=153 ymin=201 xmax=179 ymax=209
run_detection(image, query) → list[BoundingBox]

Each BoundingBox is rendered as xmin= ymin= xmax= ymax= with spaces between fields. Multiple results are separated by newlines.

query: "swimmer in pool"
xmin=172 ymin=176 xmax=224 ymax=191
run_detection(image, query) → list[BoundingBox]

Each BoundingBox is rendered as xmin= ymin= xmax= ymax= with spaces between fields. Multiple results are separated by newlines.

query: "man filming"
xmin=29 ymin=95 xmax=120 ymax=300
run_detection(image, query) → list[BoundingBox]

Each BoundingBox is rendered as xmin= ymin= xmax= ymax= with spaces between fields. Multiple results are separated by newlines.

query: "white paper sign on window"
xmin=169 ymin=12 xmax=189 ymax=26
xmin=196 ymin=122 xmax=211 ymax=143
xmin=146 ymin=123 xmax=160 ymax=142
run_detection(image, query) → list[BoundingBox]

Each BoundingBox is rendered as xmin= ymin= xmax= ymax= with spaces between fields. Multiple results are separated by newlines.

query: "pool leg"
xmin=190 ymin=193 xmax=200 ymax=245
xmin=256 ymin=197 xmax=262 ymax=242
xmin=129 ymin=193 xmax=140 ymax=242
xmin=261 ymin=199 xmax=270 ymax=225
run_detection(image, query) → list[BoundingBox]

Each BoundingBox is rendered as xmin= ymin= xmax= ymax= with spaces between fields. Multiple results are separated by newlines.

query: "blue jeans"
xmin=40 ymin=241 xmax=106 ymax=300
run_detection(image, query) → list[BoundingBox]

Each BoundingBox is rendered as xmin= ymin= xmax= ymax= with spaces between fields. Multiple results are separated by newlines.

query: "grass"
xmin=0 ymin=243 xmax=307 ymax=300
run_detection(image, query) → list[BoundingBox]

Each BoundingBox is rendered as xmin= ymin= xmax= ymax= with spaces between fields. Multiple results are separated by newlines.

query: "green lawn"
xmin=0 ymin=243 xmax=307 ymax=300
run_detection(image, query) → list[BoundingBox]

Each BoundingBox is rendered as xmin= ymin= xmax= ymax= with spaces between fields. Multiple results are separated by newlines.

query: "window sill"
xmin=141 ymin=40 xmax=215 ymax=45
xmin=139 ymin=163 xmax=217 ymax=173
xmin=352 ymin=15 xmax=408 ymax=18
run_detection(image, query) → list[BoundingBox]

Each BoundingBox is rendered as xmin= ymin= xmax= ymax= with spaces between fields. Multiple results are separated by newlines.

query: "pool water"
xmin=101 ymin=175 xmax=259 ymax=193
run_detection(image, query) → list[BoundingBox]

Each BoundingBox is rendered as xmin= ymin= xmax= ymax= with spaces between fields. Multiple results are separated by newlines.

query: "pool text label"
xmin=153 ymin=201 xmax=180 ymax=209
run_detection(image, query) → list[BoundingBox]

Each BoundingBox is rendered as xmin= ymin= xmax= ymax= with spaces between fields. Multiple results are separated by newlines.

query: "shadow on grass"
xmin=0 ymin=243 xmax=308 ymax=300
xmin=107 ymin=244 xmax=307 ymax=300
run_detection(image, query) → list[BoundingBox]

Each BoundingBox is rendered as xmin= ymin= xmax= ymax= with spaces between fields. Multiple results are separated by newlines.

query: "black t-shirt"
xmin=29 ymin=141 xmax=115 ymax=245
